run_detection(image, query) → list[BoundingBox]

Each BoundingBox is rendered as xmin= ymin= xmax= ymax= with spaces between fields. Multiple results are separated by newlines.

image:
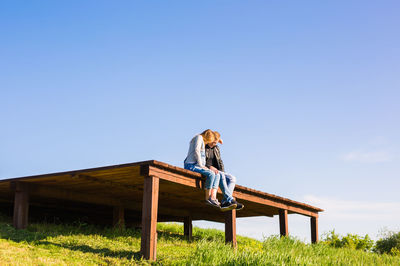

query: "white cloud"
xmin=303 ymin=195 xmax=400 ymax=220
xmin=303 ymin=195 xmax=400 ymax=239
xmin=341 ymin=150 xmax=392 ymax=163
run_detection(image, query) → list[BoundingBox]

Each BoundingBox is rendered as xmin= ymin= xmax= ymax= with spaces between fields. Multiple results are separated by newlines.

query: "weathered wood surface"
xmin=311 ymin=216 xmax=319 ymax=243
xmin=225 ymin=210 xmax=237 ymax=248
xmin=140 ymin=175 xmax=159 ymax=260
xmin=184 ymin=216 xmax=193 ymax=241
xmin=0 ymin=160 xmax=323 ymax=223
xmin=279 ymin=209 xmax=288 ymax=237
xmin=12 ymin=182 xmax=30 ymax=229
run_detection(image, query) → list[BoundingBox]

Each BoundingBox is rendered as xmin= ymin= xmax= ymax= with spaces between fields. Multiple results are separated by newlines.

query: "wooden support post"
xmin=225 ymin=209 xmax=237 ymax=248
xmin=184 ymin=216 xmax=192 ymax=241
xmin=311 ymin=216 xmax=319 ymax=243
xmin=140 ymin=175 xmax=159 ymax=261
xmin=113 ymin=206 xmax=125 ymax=229
xmin=279 ymin=209 xmax=288 ymax=237
xmin=12 ymin=182 xmax=30 ymax=229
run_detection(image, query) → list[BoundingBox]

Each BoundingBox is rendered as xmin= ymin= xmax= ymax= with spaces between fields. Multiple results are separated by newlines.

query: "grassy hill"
xmin=0 ymin=214 xmax=399 ymax=265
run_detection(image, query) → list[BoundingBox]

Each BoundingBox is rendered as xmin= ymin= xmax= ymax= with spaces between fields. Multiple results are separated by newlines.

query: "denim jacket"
xmin=184 ymin=135 xmax=206 ymax=168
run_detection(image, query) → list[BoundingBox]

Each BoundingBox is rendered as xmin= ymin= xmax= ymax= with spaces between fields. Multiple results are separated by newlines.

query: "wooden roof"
xmin=0 ymin=160 xmax=323 ymax=223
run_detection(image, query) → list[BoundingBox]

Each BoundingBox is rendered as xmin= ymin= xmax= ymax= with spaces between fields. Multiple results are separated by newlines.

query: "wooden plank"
xmin=279 ymin=209 xmax=288 ymax=237
xmin=73 ymin=169 xmax=143 ymax=183
xmin=184 ymin=216 xmax=193 ymax=241
xmin=12 ymin=182 xmax=30 ymax=229
xmin=113 ymin=206 xmax=125 ymax=229
xmin=0 ymin=162 xmax=147 ymax=184
xmin=311 ymin=217 xmax=319 ymax=243
xmin=235 ymin=185 xmax=323 ymax=212
xmin=225 ymin=210 xmax=237 ymax=248
xmin=233 ymin=190 xmax=319 ymax=218
xmin=140 ymin=175 xmax=159 ymax=261
xmin=149 ymin=161 xmax=202 ymax=178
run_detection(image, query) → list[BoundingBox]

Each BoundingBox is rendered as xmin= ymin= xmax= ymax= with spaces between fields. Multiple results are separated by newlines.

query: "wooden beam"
xmin=140 ymin=175 xmax=159 ymax=261
xmin=311 ymin=216 xmax=319 ymax=243
xmin=113 ymin=206 xmax=125 ymax=229
xmin=146 ymin=165 xmax=319 ymax=218
xmin=145 ymin=163 xmax=322 ymax=212
xmin=234 ymin=190 xmax=319 ymax=218
xmin=145 ymin=165 xmax=203 ymax=189
xmin=225 ymin=209 xmax=237 ymax=248
xmin=12 ymin=182 xmax=30 ymax=229
xmin=184 ymin=216 xmax=193 ymax=241
xmin=279 ymin=209 xmax=288 ymax=237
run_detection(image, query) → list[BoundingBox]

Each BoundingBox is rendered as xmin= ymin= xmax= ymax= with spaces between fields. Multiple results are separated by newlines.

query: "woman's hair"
xmin=200 ymin=129 xmax=216 ymax=144
xmin=213 ymin=131 xmax=221 ymax=141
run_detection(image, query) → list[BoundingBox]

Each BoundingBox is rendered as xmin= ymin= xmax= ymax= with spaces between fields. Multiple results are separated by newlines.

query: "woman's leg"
xmin=219 ymin=172 xmax=234 ymax=204
xmin=224 ymin=173 xmax=236 ymax=198
xmin=203 ymin=169 xmax=216 ymax=200
xmin=222 ymin=173 xmax=243 ymax=210
xmin=210 ymin=173 xmax=221 ymax=201
xmin=185 ymin=164 xmax=216 ymax=200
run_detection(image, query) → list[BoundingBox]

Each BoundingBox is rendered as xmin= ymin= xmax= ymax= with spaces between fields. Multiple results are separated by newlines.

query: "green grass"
xmin=0 ymin=214 xmax=399 ymax=265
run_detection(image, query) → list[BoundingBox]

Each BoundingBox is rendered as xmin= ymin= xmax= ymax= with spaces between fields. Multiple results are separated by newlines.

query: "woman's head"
xmin=207 ymin=131 xmax=220 ymax=148
xmin=213 ymin=131 xmax=223 ymax=145
xmin=200 ymin=129 xmax=216 ymax=145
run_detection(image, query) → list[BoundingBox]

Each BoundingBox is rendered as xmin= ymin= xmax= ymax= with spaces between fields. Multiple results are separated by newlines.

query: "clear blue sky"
xmin=1 ymin=1 xmax=399 ymax=241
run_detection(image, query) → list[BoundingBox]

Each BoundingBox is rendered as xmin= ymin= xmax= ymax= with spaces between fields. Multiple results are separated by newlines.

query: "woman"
xmin=184 ymin=129 xmax=220 ymax=208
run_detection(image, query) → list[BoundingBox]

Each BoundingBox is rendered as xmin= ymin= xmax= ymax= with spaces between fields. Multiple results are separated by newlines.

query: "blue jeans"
xmin=219 ymin=171 xmax=236 ymax=204
xmin=184 ymin=163 xmax=220 ymax=190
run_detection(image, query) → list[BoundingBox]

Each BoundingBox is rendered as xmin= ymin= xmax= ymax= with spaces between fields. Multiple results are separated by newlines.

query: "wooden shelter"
xmin=0 ymin=160 xmax=323 ymax=260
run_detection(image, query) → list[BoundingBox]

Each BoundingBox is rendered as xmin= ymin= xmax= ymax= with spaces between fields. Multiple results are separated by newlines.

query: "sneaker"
xmin=220 ymin=201 xmax=237 ymax=212
xmin=215 ymin=199 xmax=221 ymax=206
xmin=212 ymin=198 xmax=221 ymax=207
xmin=231 ymin=200 xmax=244 ymax=211
xmin=205 ymin=197 xmax=221 ymax=209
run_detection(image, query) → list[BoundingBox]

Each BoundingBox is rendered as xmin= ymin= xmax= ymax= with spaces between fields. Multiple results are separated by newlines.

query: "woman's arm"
xmin=193 ymin=135 xmax=206 ymax=168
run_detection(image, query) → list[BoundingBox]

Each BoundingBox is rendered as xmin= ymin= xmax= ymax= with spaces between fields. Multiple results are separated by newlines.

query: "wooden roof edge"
xmin=234 ymin=185 xmax=324 ymax=213
xmin=149 ymin=160 xmax=324 ymax=213
xmin=147 ymin=160 xmax=202 ymax=178
xmin=0 ymin=159 xmax=195 ymax=184
xmin=0 ymin=160 xmax=158 ymax=184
